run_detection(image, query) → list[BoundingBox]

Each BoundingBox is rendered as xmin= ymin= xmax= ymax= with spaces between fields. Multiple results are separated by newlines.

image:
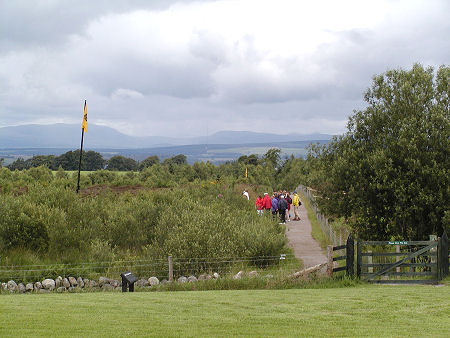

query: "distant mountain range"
xmin=0 ymin=124 xmax=332 ymax=149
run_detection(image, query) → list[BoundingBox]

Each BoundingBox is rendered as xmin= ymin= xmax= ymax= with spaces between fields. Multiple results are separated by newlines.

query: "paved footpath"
xmin=285 ymin=202 xmax=327 ymax=268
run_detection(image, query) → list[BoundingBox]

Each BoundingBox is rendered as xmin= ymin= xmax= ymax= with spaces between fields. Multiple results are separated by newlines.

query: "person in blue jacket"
xmin=271 ymin=194 xmax=279 ymax=220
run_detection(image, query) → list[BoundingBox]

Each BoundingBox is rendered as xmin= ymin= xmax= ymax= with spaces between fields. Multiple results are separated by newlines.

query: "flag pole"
xmin=76 ymin=128 xmax=84 ymax=193
xmin=76 ymin=100 xmax=87 ymax=193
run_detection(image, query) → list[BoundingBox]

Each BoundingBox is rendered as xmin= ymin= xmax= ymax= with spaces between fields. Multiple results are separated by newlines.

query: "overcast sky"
xmin=0 ymin=0 xmax=448 ymax=137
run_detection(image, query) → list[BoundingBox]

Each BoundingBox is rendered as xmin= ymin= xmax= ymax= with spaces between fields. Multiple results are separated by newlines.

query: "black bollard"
xmin=120 ymin=271 xmax=137 ymax=292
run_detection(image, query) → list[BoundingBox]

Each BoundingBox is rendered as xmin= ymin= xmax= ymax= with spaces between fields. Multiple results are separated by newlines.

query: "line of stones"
xmin=1 ymin=272 xmax=223 ymax=294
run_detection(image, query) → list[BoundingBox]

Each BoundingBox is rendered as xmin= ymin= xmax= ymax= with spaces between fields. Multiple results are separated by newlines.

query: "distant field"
xmin=1 ymin=285 xmax=448 ymax=337
xmin=212 ymin=146 xmax=308 ymax=157
xmin=0 ymin=140 xmax=327 ymax=164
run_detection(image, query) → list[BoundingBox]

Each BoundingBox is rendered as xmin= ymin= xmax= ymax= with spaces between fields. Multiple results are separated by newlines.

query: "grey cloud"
xmin=189 ymin=30 xmax=229 ymax=66
xmin=0 ymin=0 xmax=211 ymax=51
xmin=0 ymin=0 xmax=448 ymax=138
xmin=76 ymin=57 xmax=216 ymax=99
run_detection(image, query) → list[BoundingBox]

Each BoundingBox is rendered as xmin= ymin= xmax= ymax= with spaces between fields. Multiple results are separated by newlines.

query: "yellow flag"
xmin=82 ymin=100 xmax=88 ymax=132
xmin=245 ymin=167 xmax=248 ymax=178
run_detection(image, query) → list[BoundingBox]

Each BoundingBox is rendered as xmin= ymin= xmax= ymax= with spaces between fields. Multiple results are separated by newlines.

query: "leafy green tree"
xmin=138 ymin=155 xmax=160 ymax=170
xmin=84 ymin=151 xmax=106 ymax=171
xmin=162 ymin=154 xmax=188 ymax=174
xmin=237 ymin=154 xmax=260 ymax=165
xmin=312 ymin=64 xmax=449 ymax=240
xmin=107 ymin=156 xmax=137 ymax=171
xmin=276 ymin=156 xmax=312 ymax=191
xmin=53 ymin=150 xmax=80 ymax=170
xmin=28 ymin=155 xmax=55 ymax=169
xmin=263 ymin=148 xmax=281 ymax=168
xmin=7 ymin=157 xmax=28 ymax=170
xmin=163 ymin=154 xmax=187 ymax=166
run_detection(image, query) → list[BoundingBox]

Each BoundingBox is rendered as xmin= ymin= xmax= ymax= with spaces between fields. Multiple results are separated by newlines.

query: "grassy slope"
xmin=1 ymin=285 xmax=449 ymax=337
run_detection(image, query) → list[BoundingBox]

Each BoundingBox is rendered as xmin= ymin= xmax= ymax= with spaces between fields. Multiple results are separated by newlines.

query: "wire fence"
xmin=0 ymin=254 xmax=300 ymax=284
xmin=297 ymin=185 xmax=350 ymax=246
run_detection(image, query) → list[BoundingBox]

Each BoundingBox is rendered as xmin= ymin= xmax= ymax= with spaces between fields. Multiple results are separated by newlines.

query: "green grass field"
xmin=1 ymin=285 xmax=448 ymax=337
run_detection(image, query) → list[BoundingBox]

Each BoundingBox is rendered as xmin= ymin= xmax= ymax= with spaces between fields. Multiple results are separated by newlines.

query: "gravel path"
xmin=285 ymin=202 xmax=327 ymax=268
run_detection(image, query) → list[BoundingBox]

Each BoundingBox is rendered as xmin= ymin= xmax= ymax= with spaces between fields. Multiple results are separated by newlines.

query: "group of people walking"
xmin=253 ymin=190 xmax=302 ymax=224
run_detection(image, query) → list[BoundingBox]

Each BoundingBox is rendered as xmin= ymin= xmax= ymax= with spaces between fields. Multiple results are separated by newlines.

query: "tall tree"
xmin=312 ymin=64 xmax=449 ymax=240
xmin=28 ymin=155 xmax=55 ymax=169
xmin=84 ymin=151 xmax=106 ymax=171
xmin=237 ymin=154 xmax=260 ymax=165
xmin=7 ymin=157 xmax=28 ymax=170
xmin=263 ymin=148 xmax=281 ymax=168
xmin=163 ymin=154 xmax=187 ymax=166
xmin=54 ymin=150 xmax=80 ymax=170
xmin=139 ymin=155 xmax=160 ymax=170
xmin=107 ymin=156 xmax=137 ymax=171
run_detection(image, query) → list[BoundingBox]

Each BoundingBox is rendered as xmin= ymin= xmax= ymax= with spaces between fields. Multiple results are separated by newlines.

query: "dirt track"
xmin=286 ymin=202 xmax=327 ymax=268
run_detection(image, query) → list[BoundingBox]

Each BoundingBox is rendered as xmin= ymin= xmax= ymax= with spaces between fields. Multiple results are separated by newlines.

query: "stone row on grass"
xmin=1 ymin=276 xmax=120 ymax=293
xmin=1 ymin=272 xmax=224 ymax=293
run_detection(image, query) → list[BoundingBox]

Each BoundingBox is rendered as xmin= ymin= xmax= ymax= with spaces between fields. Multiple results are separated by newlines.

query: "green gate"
xmin=356 ymin=232 xmax=449 ymax=284
xmin=356 ymin=233 xmax=449 ymax=284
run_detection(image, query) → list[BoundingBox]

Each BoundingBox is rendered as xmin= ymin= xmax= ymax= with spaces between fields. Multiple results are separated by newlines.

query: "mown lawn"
xmin=1 ymin=285 xmax=449 ymax=337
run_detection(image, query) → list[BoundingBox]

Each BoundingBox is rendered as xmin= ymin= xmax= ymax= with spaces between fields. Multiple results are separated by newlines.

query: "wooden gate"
xmin=356 ymin=234 xmax=448 ymax=284
xmin=328 ymin=234 xmax=354 ymax=276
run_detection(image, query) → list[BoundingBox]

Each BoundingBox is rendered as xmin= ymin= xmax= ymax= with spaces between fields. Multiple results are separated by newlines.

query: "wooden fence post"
xmin=356 ymin=239 xmax=361 ymax=278
xmin=444 ymin=232 xmax=449 ymax=278
xmin=438 ymin=236 xmax=442 ymax=280
xmin=368 ymin=251 xmax=373 ymax=274
xmin=346 ymin=234 xmax=354 ymax=277
xmin=326 ymin=218 xmax=333 ymax=245
xmin=396 ymin=244 xmax=401 ymax=279
xmin=168 ymin=255 xmax=173 ymax=282
xmin=430 ymin=235 xmax=437 ymax=276
xmin=327 ymin=245 xmax=333 ymax=276
xmin=438 ymin=231 xmax=449 ymax=280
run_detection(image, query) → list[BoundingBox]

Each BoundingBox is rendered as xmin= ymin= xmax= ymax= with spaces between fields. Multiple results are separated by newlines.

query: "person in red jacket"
xmin=263 ymin=192 xmax=272 ymax=214
xmin=255 ymin=195 xmax=264 ymax=216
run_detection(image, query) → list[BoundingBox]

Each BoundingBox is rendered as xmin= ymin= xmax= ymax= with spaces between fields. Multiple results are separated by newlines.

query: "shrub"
xmin=0 ymin=168 xmax=290 ymax=267
xmin=0 ymin=197 xmax=51 ymax=251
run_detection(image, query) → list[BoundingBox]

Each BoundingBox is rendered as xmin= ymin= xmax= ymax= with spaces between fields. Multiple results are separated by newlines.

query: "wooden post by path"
xmin=396 ymin=244 xmax=401 ymax=279
xmin=327 ymin=219 xmax=332 ymax=245
xmin=327 ymin=245 xmax=333 ymax=276
xmin=168 ymin=255 xmax=173 ymax=282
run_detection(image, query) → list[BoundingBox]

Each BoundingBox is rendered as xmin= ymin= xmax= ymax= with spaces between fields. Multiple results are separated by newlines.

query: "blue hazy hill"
xmin=0 ymin=124 xmax=332 ymax=148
